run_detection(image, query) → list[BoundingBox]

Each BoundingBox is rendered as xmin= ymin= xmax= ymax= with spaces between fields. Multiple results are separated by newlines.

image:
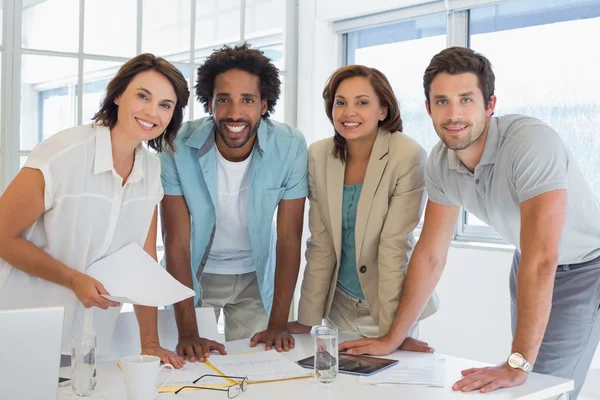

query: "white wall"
xmin=419 ymin=246 xmax=513 ymax=364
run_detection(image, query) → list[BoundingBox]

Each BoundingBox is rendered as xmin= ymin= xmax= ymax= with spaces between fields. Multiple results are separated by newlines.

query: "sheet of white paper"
xmin=85 ymin=243 xmax=195 ymax=307
xmin=359 ymin=353 xmax=445 ymax=387
xmin=208 ymin=351 xmax=313 ymax=382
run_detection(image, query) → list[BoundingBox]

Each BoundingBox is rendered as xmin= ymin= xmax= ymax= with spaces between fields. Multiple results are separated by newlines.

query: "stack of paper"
xmin=86 ymin=243 xmax=195 ymax=306
xmin=359 ymin=352 xmax=445 ymax=387
xmin=208 ymin=351 xmax=313 ymax=383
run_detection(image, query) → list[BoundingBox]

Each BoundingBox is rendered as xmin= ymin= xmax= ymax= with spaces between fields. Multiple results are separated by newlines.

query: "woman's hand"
xmin=70 ymin=273 xmax=120 ymax=309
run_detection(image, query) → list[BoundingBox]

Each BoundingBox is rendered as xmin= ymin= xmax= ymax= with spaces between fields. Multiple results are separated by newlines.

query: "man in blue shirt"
xmin=159 ymin=43 xmax=307 ymax=360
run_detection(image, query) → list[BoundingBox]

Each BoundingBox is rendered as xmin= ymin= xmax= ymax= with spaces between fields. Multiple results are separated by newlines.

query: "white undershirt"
xmin=203 ymin=146 xmax=255 ymax=275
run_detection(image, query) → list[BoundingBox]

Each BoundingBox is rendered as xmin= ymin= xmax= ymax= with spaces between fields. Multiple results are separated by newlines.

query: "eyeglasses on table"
xmin=174 ymin=374 xmax=248 ymax=398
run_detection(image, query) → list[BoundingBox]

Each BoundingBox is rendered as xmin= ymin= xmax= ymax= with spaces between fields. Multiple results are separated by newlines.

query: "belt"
xmin=558 ymin=253 xmax=600 ymax=271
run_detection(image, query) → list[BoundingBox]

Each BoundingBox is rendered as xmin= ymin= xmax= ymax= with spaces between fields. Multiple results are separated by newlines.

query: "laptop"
xmin=0 ymin=306 xmax=64 ymax=400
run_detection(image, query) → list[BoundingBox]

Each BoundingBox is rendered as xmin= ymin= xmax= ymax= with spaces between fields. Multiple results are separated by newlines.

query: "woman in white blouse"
xmin=0 ymin=54 xmax=190 ymax=367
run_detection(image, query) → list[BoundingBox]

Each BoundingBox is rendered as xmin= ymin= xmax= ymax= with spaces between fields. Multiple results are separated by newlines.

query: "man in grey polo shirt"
xmin=339 ymin=46 xmax=600 ymax=399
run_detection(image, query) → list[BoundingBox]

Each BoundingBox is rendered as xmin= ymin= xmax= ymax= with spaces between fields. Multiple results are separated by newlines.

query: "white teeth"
xmin=344 ymin=122 xmax=360 ymax=127
xmin=226 ymin=125 xmax=246 ymax=133
xmin=136 ymin=118 xmax=154 ymax=128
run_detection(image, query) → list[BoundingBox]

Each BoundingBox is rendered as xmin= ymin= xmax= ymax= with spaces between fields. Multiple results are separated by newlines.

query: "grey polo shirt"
xmin=426 ymin=114 xmax=600 ymax=265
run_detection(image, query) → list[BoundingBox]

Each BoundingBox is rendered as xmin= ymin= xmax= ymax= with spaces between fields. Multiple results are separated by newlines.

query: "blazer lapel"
xmin=327 ymin=152 xmax=345 ymax=265
xmin=355 ymin=130 xmax=390 ymax=263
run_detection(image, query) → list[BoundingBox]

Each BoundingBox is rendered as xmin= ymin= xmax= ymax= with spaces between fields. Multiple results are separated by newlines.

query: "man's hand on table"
xmin=250 ymin=326 xmax=296 ymax=352
xmin=453 ymin=363 xmax=528 ymax=393
xmin=176 ymin=336 xmax=227 ymax=362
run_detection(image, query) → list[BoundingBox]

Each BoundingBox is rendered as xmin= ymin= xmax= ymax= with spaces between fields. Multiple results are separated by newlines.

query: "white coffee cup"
xmin=120 ymin=355 xmax=174 ymax=400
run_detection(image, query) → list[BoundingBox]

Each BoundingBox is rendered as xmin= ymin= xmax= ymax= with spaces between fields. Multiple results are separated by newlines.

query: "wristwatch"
xmin=507 ymin=352 xmax=533 ymax=373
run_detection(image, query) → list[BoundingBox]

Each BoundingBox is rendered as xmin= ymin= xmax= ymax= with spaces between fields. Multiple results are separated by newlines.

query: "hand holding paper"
xmin=71 ymin=272 xmax=120 ymax=309
xmin=86 ymin=243 xmax=195 ymax=307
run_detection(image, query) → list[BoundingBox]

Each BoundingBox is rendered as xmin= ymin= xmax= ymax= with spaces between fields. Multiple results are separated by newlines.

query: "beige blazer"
xmin=298 ymin=130 xmax=439 ymax=335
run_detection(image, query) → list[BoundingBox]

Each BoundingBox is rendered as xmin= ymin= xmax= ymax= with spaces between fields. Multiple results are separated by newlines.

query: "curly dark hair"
xmin=195 ymin=43 xmax=280 ymax=117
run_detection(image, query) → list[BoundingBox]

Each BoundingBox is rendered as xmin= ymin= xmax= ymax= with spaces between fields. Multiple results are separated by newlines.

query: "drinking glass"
xmin=314 ymin=326 xmax=338 ymax=383
xmin=71 ymin=335 xmax=96 ymax=396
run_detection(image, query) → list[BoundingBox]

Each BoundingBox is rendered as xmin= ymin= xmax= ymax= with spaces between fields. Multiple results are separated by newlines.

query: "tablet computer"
xmin=297 ymin=352 xmax=398 ymax=376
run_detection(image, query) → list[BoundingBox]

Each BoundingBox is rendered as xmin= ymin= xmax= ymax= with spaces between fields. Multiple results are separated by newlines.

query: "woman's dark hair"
xmin=195 ymin=43 xmax=280 ymax=117
xmin=322 ymin=65 xmax=402 ymax=162
xmin=92 ymin=53 xmax=189 ymax=152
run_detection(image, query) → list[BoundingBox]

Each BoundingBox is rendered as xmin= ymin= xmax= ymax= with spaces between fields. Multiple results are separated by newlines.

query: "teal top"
xmin=337 ymin=183 xmax=366 ymax=301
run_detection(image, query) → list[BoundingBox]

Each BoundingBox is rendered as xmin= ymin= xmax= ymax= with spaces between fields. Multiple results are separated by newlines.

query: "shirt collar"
xmin=447 ymin=117 xmax=499 ymax=172
xmin=93 ymin=124 xmax=145 ymax=183
xmin=185 ymin=117 xmax=268 ymax=157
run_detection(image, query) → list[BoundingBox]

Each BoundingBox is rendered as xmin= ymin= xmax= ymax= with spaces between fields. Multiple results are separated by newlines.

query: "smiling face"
xmin=332 ymin=76 xmax=387 ymax=142
xmin=426 ymin=72 xmax=496 ymax=151
xmin=208 ymin=68 xmax=267 ymax=160
xmin=113 ymin=69 xmax=177 ymax=144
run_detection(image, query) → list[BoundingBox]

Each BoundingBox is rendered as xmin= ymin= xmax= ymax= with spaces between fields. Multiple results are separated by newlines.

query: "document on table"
xmin=86 ymin=243 xmax=195 ymax=306
xmin=359 ymin=352 xmax=445 ymax=387
xmin=208 ymin=351 xmax=313 ymax=383
xmin=159 ymin=361 xmax=234 ymax=392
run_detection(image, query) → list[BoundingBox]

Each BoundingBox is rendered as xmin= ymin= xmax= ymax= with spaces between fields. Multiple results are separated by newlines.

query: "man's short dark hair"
xmin=195 ymin=43 xmax=281 ymax=117
xmin=423 ymin=46 xmax=495 ymax=110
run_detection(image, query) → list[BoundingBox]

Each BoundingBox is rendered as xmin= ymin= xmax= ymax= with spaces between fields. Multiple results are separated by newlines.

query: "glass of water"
xmin=314 ymin=326 xmax=338 ymax=383
xmin=71 ymin=335 xmax=97 ymax=396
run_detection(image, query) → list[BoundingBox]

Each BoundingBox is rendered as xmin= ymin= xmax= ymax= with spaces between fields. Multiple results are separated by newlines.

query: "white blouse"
xmin=0 ymin=123 xmax=163 ymax=353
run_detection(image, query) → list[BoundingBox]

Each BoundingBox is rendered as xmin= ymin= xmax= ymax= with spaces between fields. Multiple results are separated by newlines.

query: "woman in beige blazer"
xmin=288 ymin=65 xmax=438 ymax=349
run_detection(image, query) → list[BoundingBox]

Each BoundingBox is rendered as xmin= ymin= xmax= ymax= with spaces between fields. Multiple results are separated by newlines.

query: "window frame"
xmin=339 ymin=3 xmax=495 ymax=243
xmin=0 ymin=0 xmax=298 ymax=254
xmin=337 ymin=0 xmax=600 ymax=244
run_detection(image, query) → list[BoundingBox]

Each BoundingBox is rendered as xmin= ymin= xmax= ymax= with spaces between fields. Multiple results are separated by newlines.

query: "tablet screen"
xmin=297 ymin=352 xmax=398 ymax=376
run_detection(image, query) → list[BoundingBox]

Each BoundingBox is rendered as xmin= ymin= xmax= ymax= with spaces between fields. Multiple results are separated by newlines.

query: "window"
xmin=341 ymin=0 xmax=600 ymax=243
xmin=1 ymin=0 xmax=292 ymax=255
xmin=344 ymin=13 xmax=447 ymax=226
xmin=470 ymin=0 xmax=600 ymax=203
xmin=345 ymin=14 xmax=446 ymax=153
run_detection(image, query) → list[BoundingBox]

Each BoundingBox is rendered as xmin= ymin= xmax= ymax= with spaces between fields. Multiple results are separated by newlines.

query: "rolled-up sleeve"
xmin=282 ymin=136 xmax=308 ymax=200
xmin=158 ymin=148 xmax=184 ymax=196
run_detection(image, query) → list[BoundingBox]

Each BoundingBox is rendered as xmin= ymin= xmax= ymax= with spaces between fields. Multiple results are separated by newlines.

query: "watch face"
xmin=508 ymin=353 xmax=524 ymax=368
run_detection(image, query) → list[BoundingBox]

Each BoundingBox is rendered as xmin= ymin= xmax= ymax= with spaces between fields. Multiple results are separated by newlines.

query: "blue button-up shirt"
xmin=159 ymin=117 xmax=308 ymax=313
